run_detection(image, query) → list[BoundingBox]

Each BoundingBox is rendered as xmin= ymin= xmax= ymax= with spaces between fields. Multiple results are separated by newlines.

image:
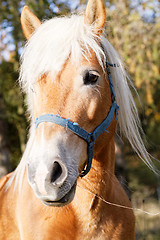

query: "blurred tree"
xmin=0 ymin=97 xmax=12 ymax=178
xmin=105 ymin=0 xmax=160 ymax=192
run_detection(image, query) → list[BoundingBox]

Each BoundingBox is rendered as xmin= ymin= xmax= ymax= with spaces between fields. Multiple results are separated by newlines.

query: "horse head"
xmin=20 ymin=0 xmax=117 ymax=206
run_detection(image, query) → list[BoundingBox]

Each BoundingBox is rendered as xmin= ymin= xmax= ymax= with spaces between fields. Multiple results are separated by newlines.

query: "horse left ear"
xmin=84 ymin=0 xmax=106 ymax=33
xmin=21 ymin=6 xmax=41 ymax=39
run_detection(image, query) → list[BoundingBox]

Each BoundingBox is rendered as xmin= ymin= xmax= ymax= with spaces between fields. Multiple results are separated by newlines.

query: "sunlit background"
xmin=0 ymin=0 xmax=160 ymax=239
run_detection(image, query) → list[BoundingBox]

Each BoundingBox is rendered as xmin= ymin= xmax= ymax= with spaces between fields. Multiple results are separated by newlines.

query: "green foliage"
xmin=0 ymin=59 xmax=27 ymax=168
xmin=105 ymin=0 xmax=160 ymax=162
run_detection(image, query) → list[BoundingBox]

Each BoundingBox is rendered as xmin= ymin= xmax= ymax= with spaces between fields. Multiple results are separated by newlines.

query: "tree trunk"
xmin=0 ymin=100 xmax=12 ymax=179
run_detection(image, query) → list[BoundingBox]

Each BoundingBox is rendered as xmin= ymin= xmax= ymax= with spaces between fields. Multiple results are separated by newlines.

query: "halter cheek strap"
xmin=34 ymin=62 xmax=119 ymax=177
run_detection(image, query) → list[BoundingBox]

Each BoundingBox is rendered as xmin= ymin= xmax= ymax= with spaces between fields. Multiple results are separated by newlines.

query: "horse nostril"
xmin=51 ymin=161 xmax=63 ymax=183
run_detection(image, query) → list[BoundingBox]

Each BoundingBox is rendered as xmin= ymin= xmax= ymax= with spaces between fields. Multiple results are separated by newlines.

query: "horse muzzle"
xmin=27 ymin=157 xmax=78 ymax=207
xmin=42 ymin=181 xmax=77 ymax=207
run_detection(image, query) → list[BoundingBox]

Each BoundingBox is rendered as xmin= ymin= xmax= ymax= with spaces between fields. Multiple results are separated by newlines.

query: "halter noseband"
xmin=34 ymin=61 xmax=119 ymax=177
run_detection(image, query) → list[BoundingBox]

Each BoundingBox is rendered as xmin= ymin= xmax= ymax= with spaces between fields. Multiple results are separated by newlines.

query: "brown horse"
xmin=1 ymin=0 xmax=156 ymax=239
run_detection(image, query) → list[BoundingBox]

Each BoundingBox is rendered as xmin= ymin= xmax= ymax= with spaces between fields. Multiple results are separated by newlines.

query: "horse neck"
xmin=74 ymin=137 xmax=115 ymax=214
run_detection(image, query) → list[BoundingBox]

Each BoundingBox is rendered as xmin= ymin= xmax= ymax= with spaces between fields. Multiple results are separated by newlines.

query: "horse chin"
xmin=41 ymin=181 xmax=77 ymax=207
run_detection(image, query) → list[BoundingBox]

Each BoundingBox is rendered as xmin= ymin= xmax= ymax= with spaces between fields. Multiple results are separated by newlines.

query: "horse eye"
xmin=83 ymin=71 xmax=99 ymax=85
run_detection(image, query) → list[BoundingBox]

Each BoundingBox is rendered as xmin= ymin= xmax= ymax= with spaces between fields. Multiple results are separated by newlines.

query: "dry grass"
xmin=133 ymin=196 xmax=160 ymax=240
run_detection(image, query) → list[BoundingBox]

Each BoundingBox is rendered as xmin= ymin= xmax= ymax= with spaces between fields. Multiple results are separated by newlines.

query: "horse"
xmin=0 ymin=0 xmax=156 ymax=239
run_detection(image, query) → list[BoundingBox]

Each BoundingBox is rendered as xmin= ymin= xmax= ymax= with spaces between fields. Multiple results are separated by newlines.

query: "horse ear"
xmin=21 ymin=6 xmax=41 ymax=39
xmin=84 ymin=0 xmax=106 ymax=33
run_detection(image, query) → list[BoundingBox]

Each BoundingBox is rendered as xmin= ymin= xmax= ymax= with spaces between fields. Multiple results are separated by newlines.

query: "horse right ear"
xmin=21 ymin=6 xmax=41 ymax=39
xmin=84 ymin=0 xmax=106 ymax=34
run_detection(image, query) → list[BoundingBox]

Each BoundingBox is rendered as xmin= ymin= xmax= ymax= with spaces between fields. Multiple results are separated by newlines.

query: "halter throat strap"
xmin=34 ymin=62 xmax=119 ymax=177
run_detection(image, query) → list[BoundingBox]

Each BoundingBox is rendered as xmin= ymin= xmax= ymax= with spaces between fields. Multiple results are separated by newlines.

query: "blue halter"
xmin=34 ymin=62 xmax=119 ymax=177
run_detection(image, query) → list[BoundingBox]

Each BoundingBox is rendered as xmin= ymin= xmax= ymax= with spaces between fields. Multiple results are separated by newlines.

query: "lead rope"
xmin=77 ymin=184 xmax=160 ymax=216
